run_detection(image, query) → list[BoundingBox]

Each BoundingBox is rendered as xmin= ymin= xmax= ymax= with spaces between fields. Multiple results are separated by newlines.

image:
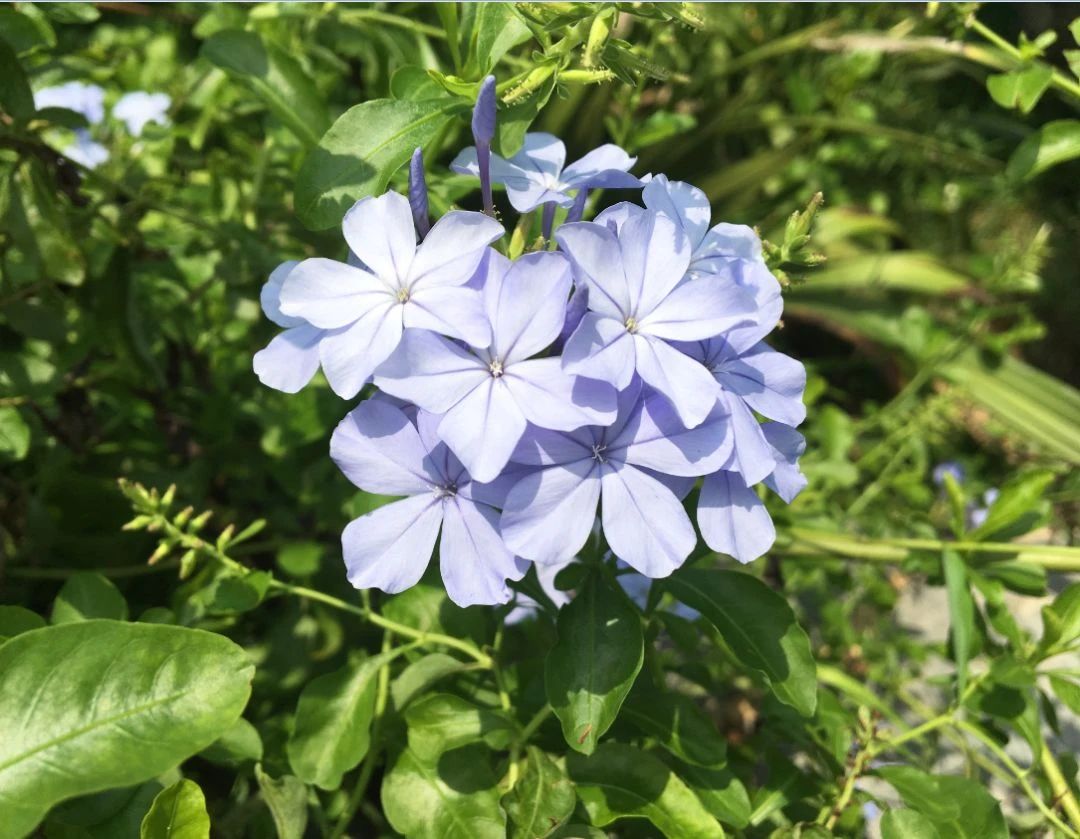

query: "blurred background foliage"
xmin=2 ymin=2 xmax=1080 ymax=837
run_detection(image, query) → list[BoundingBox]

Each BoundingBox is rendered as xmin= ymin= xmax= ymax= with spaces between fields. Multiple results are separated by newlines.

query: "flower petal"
xmin=618 ymin=211 xmax=691 ymax=318
xmin=555 ymin=222 xmax=629 ymax=319
xmin=440 ymin=499 xmax=526 ymax=607
xmin=617 ymin=392 xmax=731 ymax=476
xmin=697 ymin=471 xmax=775 ymax=564
xmin=486 ymin=251 xmax=572 ymax=363
xmin=592 ymin=201 xmax=645 ymax=235
xmin=714 ymin=342 xmax=806 ymax=426
xmin=561 ymin=312 xmax=637 ymax=390
xmin=633 ymin=335 xmax=719 ymax=428
xmin=437 ymin=378 xmax=527 ymax=483
xmin=260 ymin=260 xmax=302 ymax=327
xmin=638 ymin=273 xmax=758 ymax=342
xmin=561 ymin=143 xmax=639 ymax=188
xmin=510 ymin=427 xmax=594 ymax=467
xmin=505 ymin=357 xmax=617 ymax=431
xmin=762 ymin=422 xmax=807 ymax=503
xmin=342 ymin=495 xmax=442 ymax=593
xmin=407 ymin=212 xmax=504 ymax=291
xmin=404 ymin=284 xmax=492 ymax=348
xmin=374 ymin=330 xmax=488 ymax=413
xmin=721 ymin=391 xmax=776 ymax=487
xmin=642 ymin=175 xmax=711 ymax=252
xmin=253 ymin=324 xmax=322 ymax=394
xmin=331 ymin=398 xmax=437 ymax=495
xmin=318 ymin=301 xmax=404 ymax=399
xmin=600 ymin=463 xmax=695 ymax=577
xmin=342 ymin=192 xmax=416 ymax=285
xmin=279 ymin=258 xmax=391 ymax=329
xmin=501 ymin=460 xmax=600 ymax=563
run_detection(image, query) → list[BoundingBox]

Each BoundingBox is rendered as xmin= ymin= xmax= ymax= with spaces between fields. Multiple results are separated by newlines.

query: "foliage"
xmin=2 ymin=3 xmax=1080 ymax=838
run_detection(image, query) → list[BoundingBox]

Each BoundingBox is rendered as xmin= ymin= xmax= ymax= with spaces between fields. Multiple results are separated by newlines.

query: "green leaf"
xmin=200 ymin=29 xmax=329 ymax=146
xmin=51 ymin=572 xmax=129 ymax=624
xmin=382 ymin=744 xmax=507 ymax=839
xmin=1039 ymin=582 xmax=1080 ymax=653
xmin=809 ymin=253 xmax=970 ymax=294
xmin=390 ymin=66 xmax=447 ymax=101
xmin=502 ymin=746 xmax=576 ymax=839
xmin=658 ymin=754 xmax=751 ymax=829
xmin=405 ymin=692 xmax=514 ymax=762
xmin=969 ymin=470 xmax=1053 ymax=541
xmin=622 ymin=680 xmax=727 ymax=768
xmin=567 ymin=743 xmax=726 ymax=839
xmin=287 ymin=653 xmax=386 ymax=790
xmin=987 ymin=64 xmax=1052 ymax=113
xmin=0 ymin=621 xmax=254 ymax=838
xmin=1007 ymin=120 xmax=1080 ymax=181
xmin=881 ymin=809 xmax=940 ymax=839
xmin=1048 ymin=676 xmax=1080 ymax=715
xmin=466 ymin=3 xmax=530 ymax=75
xmin=876 ymin=766 xmax=1007 ymax=839
xmin=494 ymin=71 xmax=557 ymax=158
xmin=942 ymin=551 xmax=974 ymax=697
xmin=200 ymin=570 xmax=272 ymax=615
xmin=667 ymin=570 xmax=817 ymax=716
xmin=294 ymin=98 xmax=466 ymax=230
xmin=0 ymin=605 xmax=45 ymax=640
xmin=254 ymin=765 xmax=308 ymax=839
xmin=0 ymin=37 xmax=33 ymax=120
xmin=391 ymin=653 xmax=471 ymax=710
xmin=199 ymin=717 xmax=263 ymax=766
xmin=972 ymin=682 xmax=1042 ymax=760
xmin=0 ymin=406 xmax=31 ymax=460
xmin=545 ymin=574 xmax=643 ymax=754
xmin=139 ymin=780 xmax=210 ymax=839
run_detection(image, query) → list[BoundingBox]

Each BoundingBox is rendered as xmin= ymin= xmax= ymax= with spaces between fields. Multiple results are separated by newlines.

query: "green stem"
xmin=519 ymin=704 xmax=553 ymax=743
xmin=968 ymin=17 xmax=1080 ymax=101
xmin=1040 ymin=739 xmax=1080 ymax=833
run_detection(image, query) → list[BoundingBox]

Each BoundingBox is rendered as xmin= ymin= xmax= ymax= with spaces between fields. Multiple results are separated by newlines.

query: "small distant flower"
xmin=114 ymin=91 xmax=171 ymax=136
xmin=557 ymin=209 xmax=758 ymax=428
xmin=253 ymin=261 xmax=328 ymax=394
xmin=501 ymin=379 xmax=732 ymax=575
xmin=376 ymin=250 xmax=616 ymax=482
xmin=278 ymin=191 xmax=503 ymax=398
xmin=34 ymin=81 xmax=105 ymax=124
xmin=932 ymin=461 xmax=965 ymax=487
xmin=331 ymin=399 xmax=526 ymax=607
xmin=451 ymin=132 xmax=642 ymax=213
xmin=967 ymin=487 xmax=999 ymax=530
xmin=65 ymin=129 xmax=109 ymax=169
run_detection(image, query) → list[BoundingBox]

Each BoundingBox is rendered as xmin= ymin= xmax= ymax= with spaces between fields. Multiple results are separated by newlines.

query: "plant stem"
xmin=968 ymin=17 xmax=1080 ymax=101
xmin=1040 ymin=740 xmax=1080 ymax=833
xmin=519 ymin=704 xmax=553 ymax=743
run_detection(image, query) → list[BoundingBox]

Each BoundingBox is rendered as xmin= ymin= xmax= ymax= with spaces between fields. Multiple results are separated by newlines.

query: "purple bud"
xmin=567 ymin=188 xmax=589 ymax=223
xmin=408 ymin=147 xmax=430 ymax=238
xmin=472 ymin=75 xmax=497 ymax=146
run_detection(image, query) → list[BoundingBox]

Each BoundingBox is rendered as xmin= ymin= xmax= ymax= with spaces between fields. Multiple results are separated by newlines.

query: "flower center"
xmin=624 ymin=316 xmax=638 ymax=334
xmin=591 ymin=443 xmax=607 ymax=463
xmin=434 ymin=483 xmax=457 ymax=499
xmin=396 ymin=288 xmax=411 ymax=304
xmin=489 ymin=358 xmax=505 ymax=378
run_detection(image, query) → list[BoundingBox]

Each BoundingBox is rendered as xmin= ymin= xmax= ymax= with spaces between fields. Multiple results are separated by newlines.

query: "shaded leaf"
xmin=876 ymin=766 xmax=1007 ymax=839
xmin=1007 ymin=119 xmax=1080 ymax=180
xmin=255 ymin=765 xmax=307 ymax=839
xmin=503 ymin=746 xmax=575 ymax=839
xmin=51 ymin=572 xmax=128 ymax=624
xmin=880 ymin=809 xmax=939 ymax=839
xmin=942 ymin=551 xmax=974 ymax=697
xmin=622 ymin=680 xmax=727 ymax=768
xmin=405 ymin=692 xmax=513 ymax=762
xmin=139 ymin=779 xmax=210 ymax=839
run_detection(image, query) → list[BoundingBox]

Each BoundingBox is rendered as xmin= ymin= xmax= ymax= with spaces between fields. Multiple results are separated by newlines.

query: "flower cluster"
xmin=255 ymin=77 xmax=807 ymax=607
xmin=33 ymin=81 xmax=171 ymax=169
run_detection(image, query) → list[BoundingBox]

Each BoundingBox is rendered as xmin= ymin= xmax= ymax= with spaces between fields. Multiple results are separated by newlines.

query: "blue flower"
xmin=113 ymin=91 xmax=171 ymax=136
xmin=451 ymin=132 xmax=642 ymax=213
xmin=253 ymin=261 xmax=329 ymax=394
xmin=556 ymin=209 xmax=758 ymax=428
xmin=375 ymin=250 xmax=617 ymax=482
xmin=331 ymin=398 xmax=527 ymax=607
xmin=65 ymin=130 xmax=109 ymax=169
xmin=500 ymin=379 xmax=732 ymax=575
xmin=932 ymin=461 xmax=965 ymax=486
xmin=278 ymin=191 xmax=503 ymax=398
xmin=34 ymin=81 xmax=105 ymax=124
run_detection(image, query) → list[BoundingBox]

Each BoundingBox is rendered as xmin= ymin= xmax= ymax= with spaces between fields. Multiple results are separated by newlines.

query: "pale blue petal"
xmin=642 ymin=175 xmax=711 ymax=252
xmin=698 ymin=471 xmax=775 ymax=564
xmin=343 ymin=495 xmax=442 ymax=593
xmin=638 ymin=274 xmax=758 ymax=341
xmin=619 ymin=211 xmax=691 ymax=317
xmin=279 ymin=258 xmax=392 ymax=329
xmin=342 ymin=192 xmax=416 ymax=286
xmin=502 ymin=459 xmax=601 ymax=564
xmin=375 ymin=329 xmax=487 ymax=413
xmin=592 ymin=201 xmax=645 ymax=234
xmin=260 ymin=260 xmax=302 ymax=328
xmin=330 ymin=399 xmax=437 ymax=495
xmin=561 ymin=312 xmax=637 ymax=390
xmin=720 ymin=391 xmax=776 ymax=486
xmin=510 ymin=426 xmax=594 ymax=467
xmin=554 ymin=282 xmax=589 ymax=353
xmin=253 ymin=324 xmax=322 ymax=394
xmin=714 ymin=341 xmax=806 ymax=426
xmin=485 ymin=251 xmax=572 ymax=363
xmin=762 ymin=422 xmax=807 ymax=503
xmin=407 ymin=211 xmax=504 ymax=291
xmin=318 ymin=301 xmax=403 ymax=399
xmin=440 ymin=499 xmax=525 ymax=607
xmin=404 ymin=284 xmax=492 ymax=348
xmin=617 ymin=392 xmax=731 ymax=476
xmin=437 ymin=378 xmax=527 ymax=483
xmin=633 ymin=335 xmax=719 ymax=428
xmin=505 ymin=357 xmax=617 ymax=430
xmin=561 ymin=144 xmax=639 ymax=188
xmin=113 ymin=91 xmax=170 ymax=136
xmin=555 ymin=222 xmax=629 ymax=319
xmin=600 ymin=463 xmax=696 ymax=577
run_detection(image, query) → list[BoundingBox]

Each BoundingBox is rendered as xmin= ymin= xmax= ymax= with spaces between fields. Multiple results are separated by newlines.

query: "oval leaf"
xmin=503 ymin=746 xmax=575 ymax=839
xmin=140 ymin=779 xmax=210 ymax=839
xmin=1007 ymin=119 xmax=1080 ymax=181
xmin=666 ymin=569 xmax=816 ymax=716
xmin=0 ymin=620 xmax=254 ymax=838
xmin=545 ymin=574 xmax=644 ymax=754
xmin=51 ymin=571 xmax=128 ymax=624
